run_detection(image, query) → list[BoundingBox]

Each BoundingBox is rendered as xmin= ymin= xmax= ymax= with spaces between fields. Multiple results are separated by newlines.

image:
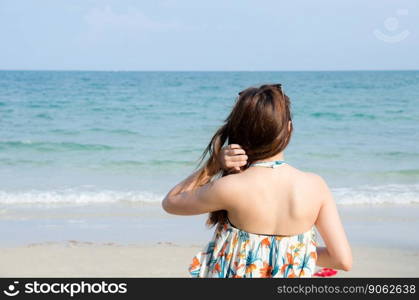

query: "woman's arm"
xmin=161 ymin=167 xmax=234 ymax=216
xmin=314 ymin=176 xmax=353 ymax=271
xmin=162 ymin=144 xmax=246 ymax=215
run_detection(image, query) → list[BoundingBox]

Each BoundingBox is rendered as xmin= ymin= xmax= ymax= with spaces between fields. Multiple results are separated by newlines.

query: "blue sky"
xmin=0 ymin=0 xmax=418 ymax=71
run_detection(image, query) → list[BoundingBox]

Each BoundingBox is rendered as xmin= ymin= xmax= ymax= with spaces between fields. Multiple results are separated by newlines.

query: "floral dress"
xmin=188 ymin=219 xmax=317 ymax=278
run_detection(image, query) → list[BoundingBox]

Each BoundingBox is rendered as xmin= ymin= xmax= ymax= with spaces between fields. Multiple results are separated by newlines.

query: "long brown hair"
xmin=193 ymin=84 xmax=293 ymax=227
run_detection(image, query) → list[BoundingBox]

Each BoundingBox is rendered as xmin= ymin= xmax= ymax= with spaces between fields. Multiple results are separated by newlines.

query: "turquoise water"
xmin=1 ymin=70 xmax=419 ymax=206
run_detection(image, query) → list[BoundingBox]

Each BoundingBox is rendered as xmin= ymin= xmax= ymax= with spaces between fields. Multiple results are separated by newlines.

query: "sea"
xmin=1 ymin=70 xmax=418 ymax=245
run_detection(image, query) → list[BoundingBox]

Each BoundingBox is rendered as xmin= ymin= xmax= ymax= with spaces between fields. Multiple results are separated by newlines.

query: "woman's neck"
xmin=252 ymin=152 xmax=285 ymax=164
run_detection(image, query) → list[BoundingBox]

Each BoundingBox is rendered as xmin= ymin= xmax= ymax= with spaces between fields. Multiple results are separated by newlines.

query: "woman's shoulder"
xmin=214 ymin=166 xmax=331 ymax=199
xmin=289 ymin=166 xmax=334 ymax=192
xmin=213 ymin=172 xmax=243 ymax=193
xmin=207 ymin=173 xmax=247 ymax=209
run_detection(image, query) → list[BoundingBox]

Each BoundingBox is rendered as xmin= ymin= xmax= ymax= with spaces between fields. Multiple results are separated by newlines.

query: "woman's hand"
xmin=219 ymin=144 xmax=248 ymax=173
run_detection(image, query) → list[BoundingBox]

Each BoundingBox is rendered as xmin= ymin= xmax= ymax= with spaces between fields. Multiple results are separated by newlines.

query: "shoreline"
xmin=1 ymin=204 xmax=419 ymax=249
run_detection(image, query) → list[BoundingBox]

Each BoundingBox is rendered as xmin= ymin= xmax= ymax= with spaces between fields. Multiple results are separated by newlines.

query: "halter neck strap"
xmin=249 ymin=160 xmax=286 ymax=168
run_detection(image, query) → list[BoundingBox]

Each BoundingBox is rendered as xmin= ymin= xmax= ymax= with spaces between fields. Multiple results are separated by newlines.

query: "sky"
xmin=0 ymin=0 xmax=418 ymax=71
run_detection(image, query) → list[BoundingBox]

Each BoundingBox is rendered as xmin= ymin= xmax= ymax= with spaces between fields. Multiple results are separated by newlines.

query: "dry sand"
xmin=1 ymin=241 xmax=418 ymax=277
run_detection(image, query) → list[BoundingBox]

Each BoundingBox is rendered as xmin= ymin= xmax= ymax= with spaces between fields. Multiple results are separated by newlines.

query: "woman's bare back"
xmin=224 ymin=163 xmax=324 ymax=236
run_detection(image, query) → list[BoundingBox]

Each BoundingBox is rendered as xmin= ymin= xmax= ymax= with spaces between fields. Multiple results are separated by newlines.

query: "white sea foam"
xmin=332 ymin=184 xmax=419 ymax=205
xmin=0 ymin=184 xmax=418 ymax=206
xmin=0 ymin=189 xmax=164 ymax=205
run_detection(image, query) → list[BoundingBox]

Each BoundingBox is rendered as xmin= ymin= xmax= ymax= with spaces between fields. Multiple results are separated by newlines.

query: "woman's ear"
xmin=288 ymin=120 xmax=292 ymax=132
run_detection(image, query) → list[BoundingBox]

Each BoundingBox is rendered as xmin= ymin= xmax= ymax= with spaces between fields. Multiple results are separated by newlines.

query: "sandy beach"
xmin=1 ymin=204 xmax=419 ymax=277
xmin=1 ymin=242 xmax=418 ymax=277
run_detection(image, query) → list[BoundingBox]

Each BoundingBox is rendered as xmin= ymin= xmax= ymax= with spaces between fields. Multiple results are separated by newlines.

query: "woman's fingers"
xmin=226 ymin=148 xmax=246 ymax=156
xmin=225 ymin=157 xmax=247 ymax=170
xmin=227 ymin=160 xmax=247 ymax=167
xmin=227 ymin=154 xmax=248 ymax=162
xmin=227 ymin=144 xmax=242 ymax=150
xmin=226 ymin=144 xmax=245 ymax=154
xmin=225 ymin=144 xmax=245 ymax=156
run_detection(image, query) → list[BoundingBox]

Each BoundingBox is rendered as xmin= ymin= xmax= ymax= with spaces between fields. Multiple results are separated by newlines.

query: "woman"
xmin=162 ymin=84 xmax=352 ymax=278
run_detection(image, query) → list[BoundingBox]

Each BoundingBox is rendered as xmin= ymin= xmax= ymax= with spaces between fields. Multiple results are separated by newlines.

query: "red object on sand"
xmin=313 ymin=268 xmax=338 ymax=277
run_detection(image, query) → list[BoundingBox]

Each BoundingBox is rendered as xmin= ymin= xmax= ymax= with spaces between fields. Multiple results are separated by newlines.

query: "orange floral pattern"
xmin=189 ymin=221 xmax=317 ymax=278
